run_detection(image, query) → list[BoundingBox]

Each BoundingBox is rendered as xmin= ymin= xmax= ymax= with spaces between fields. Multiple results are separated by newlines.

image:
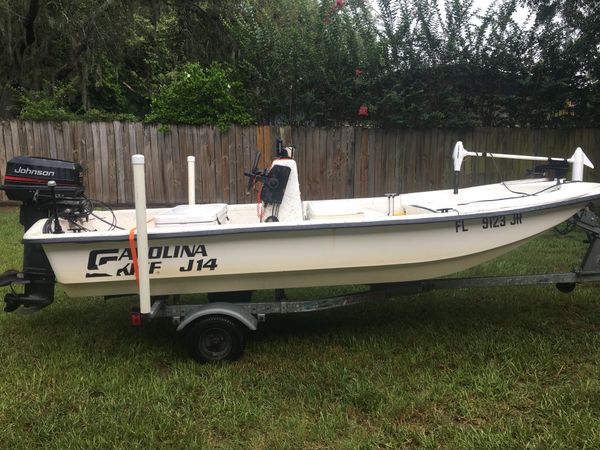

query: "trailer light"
xmin=130 ymin=309 xmax=142 ymax=327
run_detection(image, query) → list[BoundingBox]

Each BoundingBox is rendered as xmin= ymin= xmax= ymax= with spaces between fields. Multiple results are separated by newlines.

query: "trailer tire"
xmin=185 ymin=315 xmax=246 ymax=363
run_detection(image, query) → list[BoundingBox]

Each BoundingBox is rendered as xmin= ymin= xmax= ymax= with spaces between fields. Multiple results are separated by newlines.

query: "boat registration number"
xmin=455 ymin=213 xmax=522 ymax=232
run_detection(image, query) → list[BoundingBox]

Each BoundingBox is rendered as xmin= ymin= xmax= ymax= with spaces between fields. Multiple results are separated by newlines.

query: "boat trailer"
xmin=139 ymin=206 xmax=600 ymax=363
xmin=2 ymin=207 xmax=598 ymax=363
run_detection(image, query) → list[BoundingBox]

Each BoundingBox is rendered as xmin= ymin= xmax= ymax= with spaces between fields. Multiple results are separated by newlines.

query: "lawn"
xmin=1 ymin=206 xmax=600 ymax=448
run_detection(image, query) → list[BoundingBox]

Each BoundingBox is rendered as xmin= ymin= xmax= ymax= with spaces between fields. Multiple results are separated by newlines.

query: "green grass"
xmin=1 ymin=206 xmax=600 ymax=448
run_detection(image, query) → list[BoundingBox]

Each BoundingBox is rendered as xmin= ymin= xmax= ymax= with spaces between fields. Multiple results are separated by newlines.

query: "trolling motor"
xmin=0 ymin=156 xmax=84 ymax=311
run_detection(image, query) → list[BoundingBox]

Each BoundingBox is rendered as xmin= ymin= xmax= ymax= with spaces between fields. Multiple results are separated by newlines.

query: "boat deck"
xmin=44 ymin=178 xmax=579 ymax=235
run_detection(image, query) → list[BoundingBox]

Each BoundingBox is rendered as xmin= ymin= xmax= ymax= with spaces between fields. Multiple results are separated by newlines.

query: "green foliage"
xmin=145 ymin=63 xmax=254 ymax=128
xmin=17 ymin=89 xmax=138 ymax=122
xmin=1 ymin=0 xmax=599 ymax=127
xmin=17 ymin=90 xmax=76 ymax=122
xmin=229 ymin=0 xmax=383 ymax=125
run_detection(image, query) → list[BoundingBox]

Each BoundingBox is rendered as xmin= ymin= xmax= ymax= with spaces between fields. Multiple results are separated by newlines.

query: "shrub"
xmin=17 ymin=89 xmax=76 ymax=121
xmin=145 ymin=62 xmax=254 ymax=129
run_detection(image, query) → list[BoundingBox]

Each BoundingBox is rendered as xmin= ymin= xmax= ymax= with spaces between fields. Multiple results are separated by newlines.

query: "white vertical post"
xmin=132 ymin=154 xmax=151 ymax=315
xmin=572 ymin=147 xmax=585 ymax=182
xmin=187 ymin=156 xmax=196 ymax=205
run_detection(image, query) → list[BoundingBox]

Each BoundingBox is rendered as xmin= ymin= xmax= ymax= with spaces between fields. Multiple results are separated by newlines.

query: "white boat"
xmin=12 ymin=142 xmax=600 ymax=300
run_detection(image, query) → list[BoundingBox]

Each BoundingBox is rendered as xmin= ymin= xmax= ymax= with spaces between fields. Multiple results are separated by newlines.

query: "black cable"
xmin=83 ymin=195 xmax=125 ymax=231
xmin=455 ymin=152 xmax=563 ymax=207
xmin=40 ymin=194 xmax=124 ymax=233
xmin=457 ymin=182 xmax=562 ymax=207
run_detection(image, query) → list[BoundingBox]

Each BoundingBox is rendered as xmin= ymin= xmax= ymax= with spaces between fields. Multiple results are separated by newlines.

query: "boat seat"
xmin=305 ymin=199 xmax=364 ymax=220
xmin=154 ymin=204 xmax=228 ymax=228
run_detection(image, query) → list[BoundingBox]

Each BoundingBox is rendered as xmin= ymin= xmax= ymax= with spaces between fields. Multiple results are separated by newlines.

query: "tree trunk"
xmin=81 ymin=58 xmax=89 ymax=111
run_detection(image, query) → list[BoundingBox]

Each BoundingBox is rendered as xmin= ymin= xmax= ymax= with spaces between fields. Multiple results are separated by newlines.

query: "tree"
xmin=228 ymin=0 xmax=382 ymax=124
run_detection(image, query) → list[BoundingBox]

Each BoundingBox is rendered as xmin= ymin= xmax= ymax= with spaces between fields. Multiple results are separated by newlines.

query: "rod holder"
xmin=187 ymin=156 xmax=195 ymax=205
xmin=132 ymin=154 xmax=151 ymax=315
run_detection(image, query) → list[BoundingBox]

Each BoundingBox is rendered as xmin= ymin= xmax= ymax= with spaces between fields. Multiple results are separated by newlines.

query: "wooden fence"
xmin=1 ymin=120 xmax=600 ymax=205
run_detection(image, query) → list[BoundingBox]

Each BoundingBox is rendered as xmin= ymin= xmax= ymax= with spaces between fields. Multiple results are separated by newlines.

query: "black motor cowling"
xmin=2 ymin=155 xmax=83 ymax=202
xmin=1 ymin=156 xmax=85 ymax=311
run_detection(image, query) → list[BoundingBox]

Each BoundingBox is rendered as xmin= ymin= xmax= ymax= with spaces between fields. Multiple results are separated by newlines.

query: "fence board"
xmin=305 ymin=127 xmax=316 ymax=199
xmin=150 ymin=125 xmax=164 ymax=204
xmin=242 ymin=127 xmax=253 ymax=204
xmin=0 ymin=122 xmax=9 ymax=201
xmin=355 ymin=127 xmax=368 ymax=197
xmin=106 ymin=122 xmax=118 ymax=204
xmin=142 ymin=124 xmax=153 ymax=202
xmin=227 ymin=126 xmax=238 ymax=203
xmin=61 ymin=122 xmax=72 ymax=162
xmin=78 ymin=122 xmax=89 ymax=195
xmin=200 ymin=126 xmax=209 ymax=201
xmin=9 ymin=121 xmax=19 ymax=154
xmin=219 ymin=128 xmax=231 ymax=203
xmin=90 ymin=122 xmax=103 ymax=201
xmin=209 ymin=127 xmax=218 ymax=202
xmin=113 ymin=122 xmax=125 ymax=204
xmin=234 ymin=126 xmax=244 ymax=203
xmin=121 ymin=123 xmax=132 ymax=204
xmin=24 ymin=122 xmax=34 ymax=154
xmin=213 ymin=128 xmax=222 ymax=203
xmin=56 ymin=123 xmax=64 ymax=159
xmin=156 ymin=127 xmax=166 ymax=201
xmin=170 ymin=126 xmax=183 ymax=204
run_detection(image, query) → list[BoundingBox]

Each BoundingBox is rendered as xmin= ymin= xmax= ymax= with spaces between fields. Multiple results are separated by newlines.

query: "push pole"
xmin=132 ymin=154 xmax=151 ymax=315
xmin=187 ymin=156 xmax=196 ymax=205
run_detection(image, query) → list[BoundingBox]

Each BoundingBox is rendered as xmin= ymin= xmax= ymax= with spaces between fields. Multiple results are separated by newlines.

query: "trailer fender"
xmin=176 ymin=302 xmax=258 ymax=333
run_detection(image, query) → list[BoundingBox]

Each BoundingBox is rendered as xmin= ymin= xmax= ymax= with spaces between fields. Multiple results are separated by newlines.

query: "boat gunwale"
xmin=24 ymin=190 xmax=600 ymax=245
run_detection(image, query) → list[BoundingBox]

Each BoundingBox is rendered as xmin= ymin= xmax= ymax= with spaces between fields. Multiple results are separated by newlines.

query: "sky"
xmin=472 ymin=0 xmax=531 ymax=24
xmin=367 ymin=0 xmax=532 ymax=26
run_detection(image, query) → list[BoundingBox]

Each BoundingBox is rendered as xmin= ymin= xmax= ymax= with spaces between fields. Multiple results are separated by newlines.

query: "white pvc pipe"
xmin=572 ymin=147 xmax=585 ymax=182
xmin=187 ymin=156 xmax=195 ymax=205
xmin=132 ymin=154 xmax=151 ymax=315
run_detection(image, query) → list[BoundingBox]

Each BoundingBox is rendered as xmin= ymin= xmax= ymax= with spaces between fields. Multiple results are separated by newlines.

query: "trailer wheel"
xmin=185 ymin=315 xmax=246 ymax=363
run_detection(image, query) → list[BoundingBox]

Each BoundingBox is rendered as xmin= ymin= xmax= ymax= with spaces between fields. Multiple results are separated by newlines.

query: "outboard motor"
xmin=0 ymin=156 xmax=84 ymax=311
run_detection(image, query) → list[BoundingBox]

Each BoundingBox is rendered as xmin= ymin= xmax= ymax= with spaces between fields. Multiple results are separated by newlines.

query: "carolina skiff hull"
xmin=30 ymin=198 xmax=589 ymax=297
